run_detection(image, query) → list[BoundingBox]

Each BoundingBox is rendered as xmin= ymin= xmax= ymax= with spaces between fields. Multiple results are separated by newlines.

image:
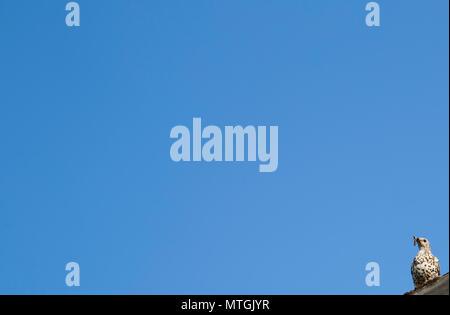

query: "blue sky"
xmin=0 ymin=0 xmax=448 ymax=295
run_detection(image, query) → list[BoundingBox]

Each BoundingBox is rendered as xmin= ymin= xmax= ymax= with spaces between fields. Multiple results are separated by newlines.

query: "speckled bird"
xmin=411 ymin=236 xmax=440 ymax=289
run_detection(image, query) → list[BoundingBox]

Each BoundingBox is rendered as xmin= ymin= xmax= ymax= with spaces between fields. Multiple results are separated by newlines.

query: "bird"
xmin=411 ymin=236 xmax=440 ymax=289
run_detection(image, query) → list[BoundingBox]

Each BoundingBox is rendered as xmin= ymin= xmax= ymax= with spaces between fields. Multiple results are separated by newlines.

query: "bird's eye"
xmin=423 ymin=240 xmax=427 ymax=243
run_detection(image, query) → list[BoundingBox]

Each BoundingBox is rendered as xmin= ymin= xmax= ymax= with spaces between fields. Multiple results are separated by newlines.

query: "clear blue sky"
xmin=0 ymin=1 xmax=448 ymax=295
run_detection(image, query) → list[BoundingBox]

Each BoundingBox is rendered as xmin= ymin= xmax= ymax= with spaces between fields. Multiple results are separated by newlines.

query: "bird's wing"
xmin=436 ymin=257 xmax=441 ymax=276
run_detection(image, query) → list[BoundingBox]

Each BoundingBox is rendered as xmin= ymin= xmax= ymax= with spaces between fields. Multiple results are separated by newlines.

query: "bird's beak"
xmin=413 ymin=236 xmax=417 ymax=246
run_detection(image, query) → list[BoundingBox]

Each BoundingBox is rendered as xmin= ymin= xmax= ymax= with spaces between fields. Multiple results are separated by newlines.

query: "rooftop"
xmin=404 ymin=273 xmax=449 ymax=295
